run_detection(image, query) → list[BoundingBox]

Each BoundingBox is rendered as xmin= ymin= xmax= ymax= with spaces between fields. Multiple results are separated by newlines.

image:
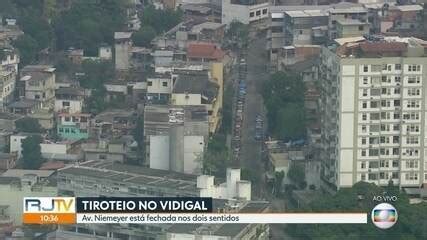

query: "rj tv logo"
xmin=24 ymin=197 xmax=75 ymax=213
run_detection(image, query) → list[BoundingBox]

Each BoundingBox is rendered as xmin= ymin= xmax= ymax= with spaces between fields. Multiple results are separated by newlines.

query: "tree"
xmin=79 ymin=59 xmax=114 ymax=89
xmin=21 ymin=135 xmax=44 ymax=170
xmin=140 ymin=5 xmax=183 ymax=34
xmin=132 ymin=26 xmax=156 ymax=47
xmin=225 ymin=21 xmax=249 ymax=49
xmin=287 ymin=182 xmax=427 ymax=239
xmin=13 ymin=35 xmax=39 ymax=65
xmin=15 ymin=117 xmax=43 ymax=133
xmin=53 ymin=0 xmax=127 ymax=54
xmin=132 ymin=115 xmax=145 ymax=163
xmin=262 ymin=71 xmax=306 ymax=140
xmin=275 ymin=103 xmax=305 ymax=140
xmin=203 ymin=134 xmax=229 ymax=178
xmin=287 ymin=163 xmax=306 ymax=189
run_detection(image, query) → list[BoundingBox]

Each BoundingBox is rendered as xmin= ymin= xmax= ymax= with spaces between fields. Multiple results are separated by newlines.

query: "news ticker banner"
xmin=23 ymin=197 xmax=367 ymax=225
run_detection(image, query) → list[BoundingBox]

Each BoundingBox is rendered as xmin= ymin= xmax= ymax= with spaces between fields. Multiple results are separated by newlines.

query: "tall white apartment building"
xmin=320 ymin=36 xmax=427 ymax=190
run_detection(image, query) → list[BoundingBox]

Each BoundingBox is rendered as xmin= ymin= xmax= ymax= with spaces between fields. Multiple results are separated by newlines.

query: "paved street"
xmin=240 ymin=36 xmax=269 ymax=198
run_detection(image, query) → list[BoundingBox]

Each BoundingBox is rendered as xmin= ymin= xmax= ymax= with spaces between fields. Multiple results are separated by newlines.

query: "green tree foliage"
xmin=203 ymin=134 xmax=229 ymax=178
xmin=262 ymin=72 xmax=305 ymax=140
xmin=21 ymin=135 xmax=44 ymax=170
xmin=15 ymin=117 xmax=43 ymax=133
xmin=287 ymin=163 xmax=306 ymax=189
xmin=13 ymin=35 xmax=39 ymax=65
xmin=53 ymin=0 xmax=127 ymax=55
xmin=132 ymin=26 xmax=157 ymax=47
xmin=140 ymin=5 xmax=183 ymax=34
xmin=275 ymin=103 xmax=305 ymax=140
xmin=287 ymin=182 xmax=427 ymax=239
xmin=84 ymin=87 xmax=107 ymax=114
xmin=225 ymin=21 xmax=249 ymax=49
xmin=79 ymin=59 xmax=114 ymax=89
xmin=132 ymin=116 xmax=144 ymax=162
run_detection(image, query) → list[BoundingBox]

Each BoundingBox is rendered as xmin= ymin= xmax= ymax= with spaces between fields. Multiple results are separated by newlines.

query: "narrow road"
xmin=240 ymin=36 xmax=269 ymax=199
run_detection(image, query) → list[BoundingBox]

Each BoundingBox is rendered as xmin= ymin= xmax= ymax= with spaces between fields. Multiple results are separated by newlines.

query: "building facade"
xmin=320 ymin=37 xmax=427 ymax=190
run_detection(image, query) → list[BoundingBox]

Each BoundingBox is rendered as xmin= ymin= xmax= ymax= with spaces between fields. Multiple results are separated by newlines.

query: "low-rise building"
xmin=18 ymin=65 xmax=56 ymax=108
xmin=82 ymin=136 xmax=137 ymax=163
xmin=57 ymin=113 xmax=90 ymax=140
xmin=144 ymin=105 xmax=209 ymax=174
xmin=92 ymin=109 xmax=137 ymax=139
xmin=336 ymin=19 xmax=370 ymax=38
xmin=221 ymin=0 xmax=269 ymax=25
xmin=187 ymin=42 xmax=225 ymax=63
xmin=54 ymin=87 xmax=85 ymax=114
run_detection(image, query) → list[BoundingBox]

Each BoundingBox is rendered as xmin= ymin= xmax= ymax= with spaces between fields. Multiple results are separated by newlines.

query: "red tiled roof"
xmin=360 ymin=42 xmax=407 ymax=54
xmin=187 ymin=42 xmax=225 ymax=60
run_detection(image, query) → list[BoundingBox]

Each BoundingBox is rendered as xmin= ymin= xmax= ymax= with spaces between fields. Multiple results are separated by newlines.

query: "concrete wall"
xmin=149 ymin=135 xmax=170 ymax=171
xmin=171 ymin=93 xmax=201 ymax=105
xmin=183 ymin=135 xmax=204 ymax=174
xmin=54 ymin=99 xmax=83 ymax=113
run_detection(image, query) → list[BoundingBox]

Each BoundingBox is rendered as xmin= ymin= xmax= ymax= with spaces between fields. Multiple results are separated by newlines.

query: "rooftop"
xmin=114 ymin=32 xmax=132 ymax=40
xmin=8 ymin=99 xmax=39 ymax=109
xmin=59 ymin=160 xmax=198 ymax=191
xmin=1 ymin=169 xmax=55 ymax=178
xmin=187 ymin=42 xmax=225 ymax=60
xmin=0 ymin=112 xmax=23 ymax=121
xmin=336 ymin=19 xmax=368 ymax=26
xmin=172 ymin=71 xmax=219 ymax=102
xmin=55 ymin=87 xmax=85 ymax=96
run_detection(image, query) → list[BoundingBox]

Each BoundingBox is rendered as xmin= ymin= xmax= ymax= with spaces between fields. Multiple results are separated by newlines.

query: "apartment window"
xmin=392 ymin=148 xmax=399 ymax=155
xmin=406 ymin=136 xmax=419 ymax=144
xmin=369 ymin=149 xmax=379 ymax=156
xmin=381 ymin=75 xmax=388 ymax=83
xmin=391 ymin=160 xmax=399 ymax=168
xmin=395 ymin=76 xmax=401 ymax=83
xmin=62 ymin=101 xmax=70 ymax=107
xmin=393 ymin=100 xmax=400 ymax=107
xmin=370 ymin=88 xmax=380 ymax=96
xmin=70 ymin=128 xmax=76 ymax=133
xmin=80 ymin=129 xmax=88 ymax=133
xmin=394 ymin=88 xmax=400 ymax=94
xmin=362 ymin=102 xmax=367 ymax=108
xmin=393 ymin=113 xmax=400 ymax=119
xmin=362 ymin=89 xmax=368 ymax=97
xmin=392 ymin=136 xmax=399 ymax=144
xmin=147 ymin=81 xmax=152 ymax=86
xmin=393 ymin=124 xmax=400 ymax=131
xmin=370 ymin=124 xmax=380 ymax=132
xmin=370 ymin=113 xmax=379 ymax=120
xmin=381 ymin=100 xmax=390 ymax=107
xmin=363 ymin=77 xmax=368 ymax=84
xmin=362 ymin=114 xmax=367 ymax=121
xmin=408 ymin=64 xmax=420 ymax=72
xmin=361 ymin=162 xmax=366 ymax=169
xmin=392 ymin=172 xmax=399 ymax=179
xmin=405 ymin=172 xmax=418 ymax=180
xmin=262 ymin=9 xmax=267 ymax=15
xmin=58 ymin=128 xmax=64 ymax=133
xmin=361 ymin=173 xmax=366 ymax=181
xmin=35 ymin=95 xmax=40 ymax=99
xmin=380 ymin=148 xmax=389 ymax=156
xmin=368 ymin=173 xmax=378 ymax=180
xmin=380 ymin=112 xmax=389 ymax=120
xmin=361 ymin=138 xmax=367 ymax=144
xmin=99 ymin=154 xmax=107 ymax=160
xmin=370 ymin=101 xmax=379 ymax=108
xmin=407 ymin=100 xmax=419 ymax=108
xmin=358 ymin=25 xmax=364 ymax=31
xmin=64 ymin=128 xmax=70 ymax=133
xmin=162 ymin=82 xmax=168 ymax=87
xmin=256 ymin=10 xmax=261 ymax=16
xmin=408 ymin=76 xmax=420 ymax=84
xmin=380 ymin=160 xmax=389 ymax=168
xmin=395 ymin=64 xmax=401 ymax=70
xmin=363 ymin=65 xmax=368 ymax=72
xmin=250 ymin=12 xmax=254 ymax=17
xmin=380 ymin=136 xmax=388 ymax=143
xmin=406 ymin=160 xmax=418 ymax=169
xmin=361 ymin=150 xmax=366 ymax=156
xmin=407 ymin=88 xmax=420 ymax=96
xmin=369 ymin=137 xmax=379 ymax=144
xmin=369 ymin=161 xmax=379 ymax=168
xmin=362 ymin=125 xmax=367 ymax=132
xmin=65 ymin=117 xmax=70 ymax=122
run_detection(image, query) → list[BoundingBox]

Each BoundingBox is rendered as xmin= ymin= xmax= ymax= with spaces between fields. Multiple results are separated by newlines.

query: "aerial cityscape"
xmin=0 ymin=0 xmax=426 ymax=239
